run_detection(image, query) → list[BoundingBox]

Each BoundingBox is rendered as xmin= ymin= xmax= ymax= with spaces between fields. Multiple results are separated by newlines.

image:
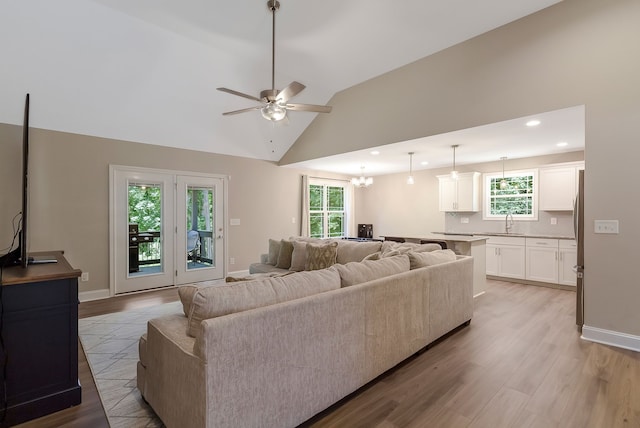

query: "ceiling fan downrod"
xmin=267 ymin=0 xmax=280 ymax=93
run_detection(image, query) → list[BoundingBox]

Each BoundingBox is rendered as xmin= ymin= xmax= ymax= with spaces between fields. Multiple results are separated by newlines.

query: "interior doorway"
xmin=110 ymin=166 xmax=227 ymax=295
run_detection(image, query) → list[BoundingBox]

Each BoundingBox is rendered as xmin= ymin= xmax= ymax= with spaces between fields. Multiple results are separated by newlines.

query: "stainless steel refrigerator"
xmin=574 ymin=170 xmax=585 ymax=329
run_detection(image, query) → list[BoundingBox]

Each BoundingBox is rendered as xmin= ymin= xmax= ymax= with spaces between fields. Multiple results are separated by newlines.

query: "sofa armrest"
xmin=142 ymin=315 xmax=206 ymax=428
xmin=426 ymin=255 xmax=474 ymax=342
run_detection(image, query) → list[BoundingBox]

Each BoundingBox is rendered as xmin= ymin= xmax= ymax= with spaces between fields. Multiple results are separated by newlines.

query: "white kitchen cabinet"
xmin=558 ymin=239 xmax=577 ymax=286
xmin=526 ymin=238 xmax=559 ymax=283
xmin=539 ymin=163 xmax=584 ymax=211
xmin=524 ymin=238 xmax=577 ymax=286
xmin=485 ymin=236 xmax=526 ymax=279
xmin=437 ymin=172 xmax=481 ymax=212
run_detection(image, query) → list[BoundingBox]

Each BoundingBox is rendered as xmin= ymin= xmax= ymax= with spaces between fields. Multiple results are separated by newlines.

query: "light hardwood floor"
xmin=18 ymin=280 xmax=640 ymax=427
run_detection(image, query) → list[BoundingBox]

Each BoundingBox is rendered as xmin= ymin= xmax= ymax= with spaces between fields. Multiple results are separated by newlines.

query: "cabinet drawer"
xmin=485 ymin=236 xmax=525 ymax=246
xmin=525 ymin=237 xmax=558 ymax=247
xmin=559 ymin=239 xmax=577 ymax=249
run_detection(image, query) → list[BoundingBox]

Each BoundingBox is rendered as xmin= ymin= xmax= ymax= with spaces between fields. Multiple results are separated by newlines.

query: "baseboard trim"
xmin=473 ymin=291 xmax=486 ymax=298
xmin=79 ymin=289 xmax=111 ymax=302
xmin=581 ymin=325 xmax=640 ymax=353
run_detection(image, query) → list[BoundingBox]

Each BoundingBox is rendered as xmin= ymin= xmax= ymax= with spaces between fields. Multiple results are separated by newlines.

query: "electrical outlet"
xmin=460 ymin=217 xmax=469 ymax=224
xmin=291 ymin=217 xmax=296 ymax=224
xmin=594 ymin=220 xmax=619 ymax=234
xmin=81 ymin=272 xmax=89 ymax=282
xmin=230 ymin=257 xmax=235 ymax=265
xmin=550 ymin=217 xmax=557 ymax=225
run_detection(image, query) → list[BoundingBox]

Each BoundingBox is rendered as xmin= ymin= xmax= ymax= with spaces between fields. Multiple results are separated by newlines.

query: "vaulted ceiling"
xmin=1 ymin=0 xmax=561 ymax=163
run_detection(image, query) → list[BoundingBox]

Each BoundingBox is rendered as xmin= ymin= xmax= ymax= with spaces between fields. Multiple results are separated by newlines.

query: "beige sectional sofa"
xmin=137 ymin=240 xmax=474 ymax=428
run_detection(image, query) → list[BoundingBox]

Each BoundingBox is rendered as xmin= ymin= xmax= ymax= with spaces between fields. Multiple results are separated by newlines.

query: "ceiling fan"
xmin=217 ymin=0 xmax=332 ymax=122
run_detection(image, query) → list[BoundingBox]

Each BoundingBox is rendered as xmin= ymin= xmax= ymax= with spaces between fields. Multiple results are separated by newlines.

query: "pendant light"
xmin=450 ymin=145 xmax=459 ymax=180
xmin=407 ymin=152 xmax=415 ymax=185
xmin=351 ymin=166 xmax=373 ymax=187
xmin=500 ymin=156 xmax=508 ymax=189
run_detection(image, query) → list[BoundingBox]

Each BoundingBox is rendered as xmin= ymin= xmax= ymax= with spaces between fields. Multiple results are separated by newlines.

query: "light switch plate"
xmin=230 ymin=218 xmax=241 ymax=226
xmin=594 ymin=220 xmax=619 ymax=234
xmin=460 ymin=217 xmax=469 ymax=224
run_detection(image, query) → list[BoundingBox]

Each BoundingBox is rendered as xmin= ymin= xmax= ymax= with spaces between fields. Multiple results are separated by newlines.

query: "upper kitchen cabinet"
xmin=438 ymin=172 xmax=481 ymax=212
xmin=539 ymin=162 xmax=584 ymax=211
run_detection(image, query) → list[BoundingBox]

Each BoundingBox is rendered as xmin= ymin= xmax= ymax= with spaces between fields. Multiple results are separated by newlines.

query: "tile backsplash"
xmin=443 ymin=210 xmax=575 ymax=238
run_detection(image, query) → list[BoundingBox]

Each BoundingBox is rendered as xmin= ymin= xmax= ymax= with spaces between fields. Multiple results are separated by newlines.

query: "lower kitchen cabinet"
xmin=525 ymin=238 xmax=576 ymax=286
xmin=558 ymin=240 xmax=577 ymax=286
xmin=486 ymin=236 xmax=526 ymax=279
xmin=526 ymin=238 xmax=559 ymax=283
xmin=487 ymin=236 xmax=577 ymax=287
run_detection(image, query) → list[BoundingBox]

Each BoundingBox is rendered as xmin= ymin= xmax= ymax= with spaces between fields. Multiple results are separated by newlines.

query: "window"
xmin=307 ymin=179 xmax=351 ymax=238
xmin=484 ymin=170 xmax=538 ymax=220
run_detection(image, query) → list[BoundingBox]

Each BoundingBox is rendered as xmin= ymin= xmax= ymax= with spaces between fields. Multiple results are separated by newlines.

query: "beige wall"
xmin=0 ymin=124 xmax=345 ymax=295
xmin=286 ymin=0 xmax=640 ymax=338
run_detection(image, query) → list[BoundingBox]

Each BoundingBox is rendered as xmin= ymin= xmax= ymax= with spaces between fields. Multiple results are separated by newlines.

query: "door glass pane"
xmin=128 ymin=183 xmax=162 ymax=276
xmin=186 ymin=185 xmax=214 ymax=270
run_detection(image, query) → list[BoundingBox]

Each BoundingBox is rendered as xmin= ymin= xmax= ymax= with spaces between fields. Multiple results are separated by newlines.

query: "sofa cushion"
xmin=267 ymin=238 xmax=281 ymax=265
xmin=408 ymin=249 xmax=457 ymax=269
xmin=289 ymin=240 xmax=308 ymax=272
xmin=305 ymin=241 xmax=338 ymax=271
xmin=334 ymin=254 xmax=410 ymax=287
xmin=187 ymin=268 xmax=341 ymax=337
xmin=336 ymin=240 xmax=383 ymax=264
xmin=275 ymin=239 xmax=294 ymax=269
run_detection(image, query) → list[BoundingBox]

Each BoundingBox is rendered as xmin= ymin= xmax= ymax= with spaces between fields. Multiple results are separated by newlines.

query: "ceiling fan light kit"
xmin=217 ymin=0 xmax=331 ymax=121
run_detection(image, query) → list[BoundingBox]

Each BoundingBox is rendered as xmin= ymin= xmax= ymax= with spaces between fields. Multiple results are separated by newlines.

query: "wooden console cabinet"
xmin=0 ymin=251 xmax=81 ymax=427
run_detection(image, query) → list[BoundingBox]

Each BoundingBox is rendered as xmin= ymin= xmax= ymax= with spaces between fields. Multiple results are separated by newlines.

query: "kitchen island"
xmin=381 ymin=234 xmax=488 ymax=296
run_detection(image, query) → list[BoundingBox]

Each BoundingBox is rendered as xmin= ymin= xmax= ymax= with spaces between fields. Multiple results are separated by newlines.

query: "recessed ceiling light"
xmin=370 ymin=150 xmax=380 ymax=155
xmin=526 ymin=119 xmax=541 ymax=127
xmin=557 ymin=141 xmax=568 ymax=147
xmin=421 ymin=161 xmax=429 ymax=165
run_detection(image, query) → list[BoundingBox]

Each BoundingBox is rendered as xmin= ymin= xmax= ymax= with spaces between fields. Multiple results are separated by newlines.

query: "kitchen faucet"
xmin=505 ymin=213 xmax=514 ymax=233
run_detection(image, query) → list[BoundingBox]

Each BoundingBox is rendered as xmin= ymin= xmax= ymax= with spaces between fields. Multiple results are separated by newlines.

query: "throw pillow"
xmin=335 ymin=240 xmax=383 ymax=264
xmin=334 ymin=254 xmax=410 ymax=287
xmin=407 ymin=249 xmax=457 ymax=269
xmin=267 ymin=238 xmax=281 ymax=265
xmin=275 ymin=239 xmax=294 ymax=269
xmin=289 ymin=240 xmax=308 ymax=271
xmin=178 ymin=284 xmax=199 ymax=316
xmin=362 ymin=251 xmax=381 ymax=261
xmin=305 ymin=241 xmax=338 ymax=271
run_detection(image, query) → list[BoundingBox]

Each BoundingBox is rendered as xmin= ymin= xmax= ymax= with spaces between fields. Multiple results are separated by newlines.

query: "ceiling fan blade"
xmin=276 ymin=81 xmax=306 ymax=103
xmin=217 ymin=87 xmax=263 ymax=103
xmin=286 ymin=103 xmax=332 ymax=113
xmin=222 ymin=106 xmax=262 ymax=116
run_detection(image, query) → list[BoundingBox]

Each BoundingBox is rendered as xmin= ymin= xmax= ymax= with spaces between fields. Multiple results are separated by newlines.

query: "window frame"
xmin=307 ymin=178 xmax=352 ymax=239
xmin=483 ymin=169 xmax=539 ymax=221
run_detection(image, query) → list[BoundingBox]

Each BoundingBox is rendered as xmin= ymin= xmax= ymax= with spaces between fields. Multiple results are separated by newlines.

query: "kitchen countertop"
xmin=432 ymin=232 xmax=576 ymax=240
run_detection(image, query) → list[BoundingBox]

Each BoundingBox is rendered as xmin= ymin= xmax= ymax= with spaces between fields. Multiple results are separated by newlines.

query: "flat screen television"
xmin=0 ymin=94 xmax=30 ymax=268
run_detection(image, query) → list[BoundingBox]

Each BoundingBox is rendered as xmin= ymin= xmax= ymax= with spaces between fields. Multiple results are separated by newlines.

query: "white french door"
xmin=175 ymin=175 xmax=224 ymax=284
xmin=110 ymin=166 xmax=226 ymax=295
